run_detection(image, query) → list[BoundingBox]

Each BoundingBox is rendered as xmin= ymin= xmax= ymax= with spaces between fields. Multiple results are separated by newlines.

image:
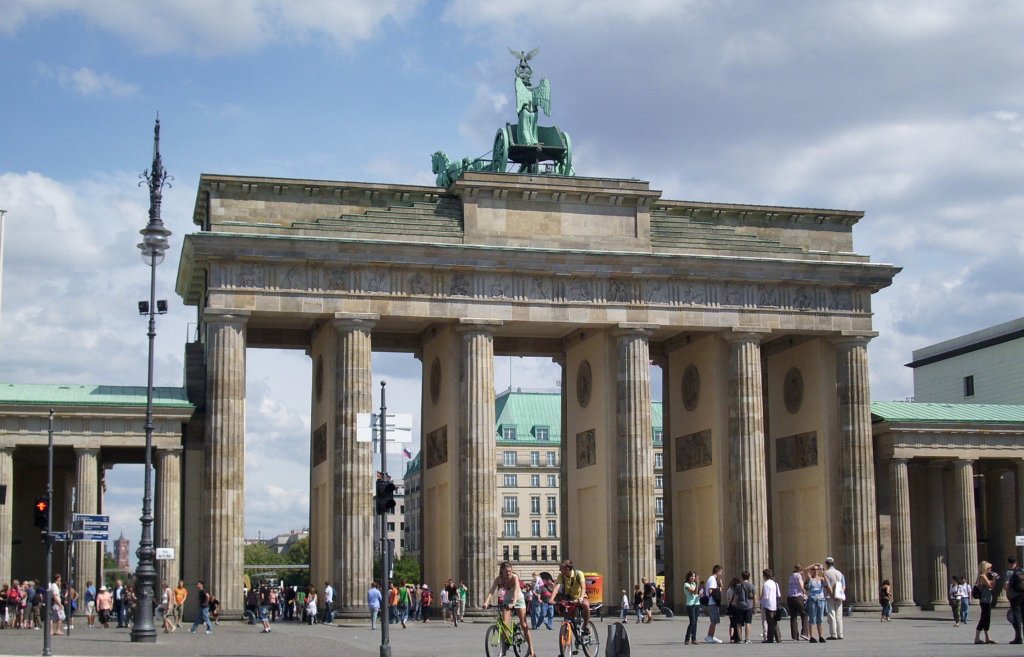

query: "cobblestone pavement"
xmin=0 ymin=608 xmax=1022 ymax=657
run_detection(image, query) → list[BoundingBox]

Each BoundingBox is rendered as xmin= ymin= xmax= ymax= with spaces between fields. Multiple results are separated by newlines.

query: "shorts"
xmin=86 ymin=601 xmax=95 ymax=615
xmin=708 ymin=605 xmax=721 ymax=623
xmin=807 ymin=598 xmax=825 ymax=625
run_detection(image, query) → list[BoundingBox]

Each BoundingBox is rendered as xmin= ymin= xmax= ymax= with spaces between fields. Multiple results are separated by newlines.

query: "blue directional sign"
xmin=73 ymin=520 xmax=110 ymax=531
xmin=50 ymin=531 xmax=69 ymax=542
xmin=72 ymin=531 xmax=109 ymax=542
xmin=72 ymin=514 xmax=110 ymax=523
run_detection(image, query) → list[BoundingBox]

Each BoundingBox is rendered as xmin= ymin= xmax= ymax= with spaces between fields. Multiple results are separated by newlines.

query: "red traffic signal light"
xmin=375 ymin=479 xmax=397 ymax=515
xmin=34 ymin=496 xmax=50 ymax=529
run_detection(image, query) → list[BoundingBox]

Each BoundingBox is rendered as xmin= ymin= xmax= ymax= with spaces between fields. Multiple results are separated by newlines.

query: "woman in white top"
xmin=760 ymin=569 xmax=781 ymax=643
xmin=484 ymin=562 xmax=536 ymax=657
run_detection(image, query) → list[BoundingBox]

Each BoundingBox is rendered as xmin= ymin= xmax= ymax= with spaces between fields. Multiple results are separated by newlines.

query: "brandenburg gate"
xmin=176 ymin=165 xmax=899 ymax=612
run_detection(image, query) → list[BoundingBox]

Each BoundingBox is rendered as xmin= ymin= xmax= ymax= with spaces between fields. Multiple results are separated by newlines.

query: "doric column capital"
xmin=612 ymin=322 xmax=658 ymax=339
xmin=455 ymin=318 xmax=502 ymax=335
xmin=828 ymin=332 xmax=878 ymax=349
xmin=892 ymin=456 xmax=909 ymax=465
xmin=203 ymin=308 xmax=251 ymax=326
xmin=332 ymin=312 xmax=379 ymax=332
xmin=953 ymin=458 xmax=976 ymax=467
xmin=74 ymin=447 xmax=100 ymax=458
xmin=722 ymin=328 xmax=771 ymax=345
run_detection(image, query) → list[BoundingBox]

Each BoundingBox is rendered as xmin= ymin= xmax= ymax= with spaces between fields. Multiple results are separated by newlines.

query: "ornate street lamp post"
xmin=131 ymin=117 xmax=171 ymax=643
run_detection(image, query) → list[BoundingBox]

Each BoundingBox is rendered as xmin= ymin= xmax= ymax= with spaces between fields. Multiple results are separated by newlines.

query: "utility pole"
xmin=377 ymin=381 xmax=392 ymax=657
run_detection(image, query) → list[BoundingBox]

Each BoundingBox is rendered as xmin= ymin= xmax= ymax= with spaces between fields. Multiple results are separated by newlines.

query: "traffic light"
xmin=33 ymin=496 xmax=49 ymax=529
xmin=375 ymin=478 xmax=397 ymax=515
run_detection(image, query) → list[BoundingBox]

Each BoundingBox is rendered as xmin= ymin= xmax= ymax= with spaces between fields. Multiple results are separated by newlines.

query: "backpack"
xmin=1013 ymin=568 xmax=1024 ymax=595
xmin=605 ymin=621 xmax=631 ymax=657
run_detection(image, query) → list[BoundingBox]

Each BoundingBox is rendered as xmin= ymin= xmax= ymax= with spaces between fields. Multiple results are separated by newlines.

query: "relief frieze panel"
xmin=214 ymin=261 xmax=866 ymax=314
xmin=775 ymin=431 xmax=818 ymax=472
xmin=425 ymin=425 xmax=448 ymax=469
xmin=675 ymin=429 xmax=712 ymax=472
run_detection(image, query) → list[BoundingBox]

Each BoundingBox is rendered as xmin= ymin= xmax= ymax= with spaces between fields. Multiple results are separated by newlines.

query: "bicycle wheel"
xmin=580 ymin=620 xmax=600 ymax=657
xmin=485 ymin=625 xmax=501 ymax=657
xmin=509 ymin=623 xmax=523 ymax=657
xmin=558 ymin=622 xmax=573 ymax=657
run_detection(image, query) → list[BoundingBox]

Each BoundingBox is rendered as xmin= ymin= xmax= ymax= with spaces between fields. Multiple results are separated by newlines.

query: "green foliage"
xmin=393 ymin=555 xmax=421 ymax=585
xmin=244 ymin=542 xmax=284 ymax=566
xmin=286 ymin=536 xmax=309 ymax=565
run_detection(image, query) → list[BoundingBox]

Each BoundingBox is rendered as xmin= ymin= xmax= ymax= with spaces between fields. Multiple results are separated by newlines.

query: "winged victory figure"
xmin=509 ymin=47 xmax=549 ymax=145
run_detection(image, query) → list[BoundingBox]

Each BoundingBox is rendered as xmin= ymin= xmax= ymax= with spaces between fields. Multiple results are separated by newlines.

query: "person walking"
xmin=974 ymin=561 xmax=997 ymax=645
xmin=879 ymin=580 xmax=893 ymax=622
xmin=1007 ymin=557 xmax=1024 ymax=644
xmin=787 ymin=564 xmax=809 ymax=639
xmin=760 ymin=569 xmax=781 ymax=643
xmin=397 ymin=580 xmax=409 ymax=628
xmin=189 ymin=581 xmax=212 ymax=635
xmin=368 ymin=582 xmax=382 ymax=630
xmin=823 ymin=557 xmax=846 ymax=640
xmin=160 ymin=580 xmax=176 ymax=633
xmin=729 ymin=571 xmax=755 ymax=644
xmin=620 ymin=588 xmax=630 ymax=622
xmin=703 ymin=564 xmax=724 ymax=644
xmin=683 ymin=570 xmax=700 ymax=645
xmin=322 ymin=581 xmax=334 ymax=624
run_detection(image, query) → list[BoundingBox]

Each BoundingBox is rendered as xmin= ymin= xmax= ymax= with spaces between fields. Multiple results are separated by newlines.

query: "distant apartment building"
xmin=908 ymin=316 xmax=1024 ymax=403
xmin=404 ymin=388 xmax=664 ymax=574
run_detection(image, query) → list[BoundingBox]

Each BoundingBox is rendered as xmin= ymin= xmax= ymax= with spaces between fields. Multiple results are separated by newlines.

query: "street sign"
xmin=156 ymin=547 xmax=175 ymax=560
xmin=72 ymin=531 xmax=109 ymax=542
xmin=1015 ymin=535 xmax=1024 ymax=547
xmin=73 ymin=520 xmax=110 ymax=531
xmin=72 ymin=513 xmax=110 ymax=523
xmin=50 ymin=531 xmax=69 ymax=542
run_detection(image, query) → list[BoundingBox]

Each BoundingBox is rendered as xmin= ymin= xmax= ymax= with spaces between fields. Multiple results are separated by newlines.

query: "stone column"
xmin=0 ymin=447 xmax=12 ymax=586
xmin=950 ymin=459 xmax=979 ymax=580
xmin=155 ymin=448 xmax=182 ymax=586
xmin=74 ymin=447 xmax=100 ymax=588
xmin=204 ymin=309 xmax=249 ymax=613
xmin=725 ymin=331 xmax=769 ymax=576
xmin=554 ymin=355 xmax=569 ymax=557
xmin=1016 ymin=460 xmax=1024 ymax=544
xmin=615 ymin=326 xmax=657 ymax=593
xmin=927 ymin=461 xmax=949 ymax=608
xmin=833 ymin=335 xmax=880 ymax=609
xmin=457 ymin=320 xmax=500 ymax=609
xmin=332 ymin=314 xmax=377 ymax=614
xmin=890 ymin=458 xmax=915 ymax=608
xmin=655 ymin=355 xmax=674 ymax=601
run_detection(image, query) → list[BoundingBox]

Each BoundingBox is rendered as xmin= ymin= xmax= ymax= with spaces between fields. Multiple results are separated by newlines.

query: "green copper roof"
xmin=871 ymin=401 xmax=1024 ymax=424
xmin=0 ymin=383 xmax=193 ymax=408
xmin=494 ymin=389 xmax=663 ymax=443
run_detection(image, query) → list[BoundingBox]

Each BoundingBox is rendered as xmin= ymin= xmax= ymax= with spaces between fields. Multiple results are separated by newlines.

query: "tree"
xmin=285 ymin=536 xmax=309 ymax=565
xmin=244 ymin=543 xmax=284 ymax=567
xmin=393 ymin=555 xmax=421 ymax=585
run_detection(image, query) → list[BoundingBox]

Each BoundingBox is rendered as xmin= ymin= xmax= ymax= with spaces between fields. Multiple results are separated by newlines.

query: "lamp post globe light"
xmin=132 ymin=117 xmax=171 ymax=643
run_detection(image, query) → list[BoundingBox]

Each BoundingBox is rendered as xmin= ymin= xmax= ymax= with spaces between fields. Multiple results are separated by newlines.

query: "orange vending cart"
xmin=584 ymin=572 xmax=604 ymax=619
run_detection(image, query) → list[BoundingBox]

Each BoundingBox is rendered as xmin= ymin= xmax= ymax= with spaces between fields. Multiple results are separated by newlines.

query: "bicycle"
xmin=557 ymin=601 xmax=599 ymax=657
xmin=485 ymin=603 xmax=526 ymax=657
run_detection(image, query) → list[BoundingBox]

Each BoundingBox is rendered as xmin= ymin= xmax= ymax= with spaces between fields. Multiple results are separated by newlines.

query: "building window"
xmin=504 ymin=451 xmax=517 ymax=466
xmin=654 ymin=430 xmax=663 ymax=443
xmin=400 ymin=505 xmax=405 ymax=514
xmin=552 ymin=546 xmax=558 ymax=562
xmin=656 ymin=520 xmax=664 ymax=538
xmin=655 ymin=475 xmax=663 ymax=489
xmin=531 ymin=496 xmax=541 ymax=514
xmin=536 ymin=427 xmax=550 ymax=441
xmin=504 ymin=520 xmax=518 ymax=538
xmin=530 ymin=451 xmax=540 ymax=466
xmin=655 ymin=497 xmax=664 ymax=516
xmin=547 ymin=451 xmax=557 ymax=467
xmin=547 ymin=474 xmax=557 ymax=487
xmin=503 ymin=426 xmax=517 ymax=441
xmin=513 ymin=545 xmax=520 ymax=561
xmin=503 ymin=545 xmax=510 ymax=561
xmin=504 ymin=474 xmax=517 ymax=487
xmin=387 ymin=522 xmax=395 ymax=531
xmin=531 ymin=546 xmax=538 ymax=561
xmin=548 ymin=519 xmax=557 ymax=536
xmin=655 ymin=453 xmax=663 ymax=469
xmin=655 ymin=545 xmax=663 ymax=562
xmin=531 ymin=474 xmax=540 ymax=487
xmin=547 ymin=496 xmax=557 ymax=514
xmin=541 ymin=546 xmax=548 ymax=561
xmin=964 ymin=375 xmax=975 ymax=397
xmin=531 ymin=520 xmax=541 ymax=537
xmin=504 ymin=495 xmax=518 ymax=514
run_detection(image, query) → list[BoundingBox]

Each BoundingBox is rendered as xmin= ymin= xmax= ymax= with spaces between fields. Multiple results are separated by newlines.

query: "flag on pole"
xmin=402 ymin=447 xmax=412 ymax=459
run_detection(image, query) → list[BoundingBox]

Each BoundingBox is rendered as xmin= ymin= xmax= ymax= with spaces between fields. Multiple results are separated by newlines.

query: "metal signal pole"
xmin=379 ymin=380 xmax=391 ymax=657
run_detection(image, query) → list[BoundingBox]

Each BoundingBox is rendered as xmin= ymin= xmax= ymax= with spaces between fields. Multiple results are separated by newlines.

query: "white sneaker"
xmin=705 ymin=636 xmax=722 ymax=643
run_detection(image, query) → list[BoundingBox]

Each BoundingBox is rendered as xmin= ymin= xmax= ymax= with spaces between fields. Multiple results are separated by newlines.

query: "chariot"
xmin=491 ymin=122 xmax=573 ymax=176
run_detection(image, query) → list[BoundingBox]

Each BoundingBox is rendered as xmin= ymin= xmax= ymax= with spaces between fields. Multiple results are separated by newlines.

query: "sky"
xmin=1 ymin=0 xmax=1022 ymax=556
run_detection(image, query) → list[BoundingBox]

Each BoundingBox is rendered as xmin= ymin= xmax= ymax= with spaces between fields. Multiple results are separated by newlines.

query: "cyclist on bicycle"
xmin=551 ymin=559 xmax=591 ymax=631
xmin=484 ymin=561 xmax=537 ymax=657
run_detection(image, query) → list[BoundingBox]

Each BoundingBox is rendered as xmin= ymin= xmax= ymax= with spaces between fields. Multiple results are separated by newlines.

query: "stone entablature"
xmin=0 ymin=406 xmax=191 ymax=449
xmin=874 ymin=421 xmax=1024 ymax=459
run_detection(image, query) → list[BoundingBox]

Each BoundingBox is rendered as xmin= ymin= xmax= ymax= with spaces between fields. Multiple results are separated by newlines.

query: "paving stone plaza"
xmin=0 ymin=609 xmax=1019 ymax=657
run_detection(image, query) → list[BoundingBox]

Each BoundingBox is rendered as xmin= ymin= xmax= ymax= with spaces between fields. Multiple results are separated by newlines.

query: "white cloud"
xmin=8 ymin=0 xmax=422 ymax=55
xmin=48 ymin=66 xmax=139 ymax=98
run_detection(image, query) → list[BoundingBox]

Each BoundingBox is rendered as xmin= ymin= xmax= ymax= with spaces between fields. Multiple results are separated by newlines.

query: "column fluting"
xmin=890 ymin=458 xmax=915 ymax=608
xmin=74 ymin=447 xmax=100 ymax=589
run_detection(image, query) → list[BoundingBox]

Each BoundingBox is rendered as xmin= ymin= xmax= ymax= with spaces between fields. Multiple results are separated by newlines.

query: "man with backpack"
xmin=1007 ymin=556 xmax=1024 ymax=644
